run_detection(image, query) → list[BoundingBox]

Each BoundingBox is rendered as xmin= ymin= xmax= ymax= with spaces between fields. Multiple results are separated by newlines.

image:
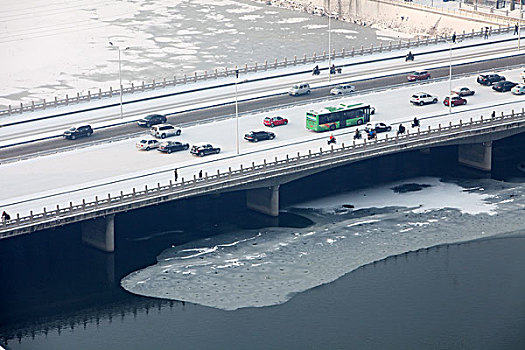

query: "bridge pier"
xmin=458 ymin=142 xmax=492 ymax=172
xmin=81 ymin=214 xmax=115 ymax=252
xmin=246 ymin=185 xmax=280 ymax=217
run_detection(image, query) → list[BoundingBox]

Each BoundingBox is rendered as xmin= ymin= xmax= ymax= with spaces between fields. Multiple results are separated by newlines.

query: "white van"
xmin=288 ymin=83 xmax=311 ymax=96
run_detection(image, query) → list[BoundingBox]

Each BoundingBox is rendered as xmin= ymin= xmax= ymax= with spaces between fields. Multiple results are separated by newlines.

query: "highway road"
xmin=1 ymin=40 xmax=524 ymax=161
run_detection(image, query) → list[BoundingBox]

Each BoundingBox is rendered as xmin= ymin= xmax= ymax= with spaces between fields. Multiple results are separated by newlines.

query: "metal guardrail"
xmin=0 ymin=23 xmax=518 ymax=118
xmin=2 ymin=108 xmax=525 ymax=238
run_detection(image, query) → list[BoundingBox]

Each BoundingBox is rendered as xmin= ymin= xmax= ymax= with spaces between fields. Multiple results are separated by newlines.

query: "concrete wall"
xmin=275 ymin=0 xmax=495 ymax=35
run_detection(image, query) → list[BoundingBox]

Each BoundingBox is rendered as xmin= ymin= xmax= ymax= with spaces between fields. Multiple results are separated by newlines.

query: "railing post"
xmin=69 ymin=202 xmax=73 ymax=212
xmin=152 ymin=79 xmax=156 ymax=89
xmin=43 ymin=207 xmax=47 ymax=218
xmin=30 ymin=211 xmax=33 ymax=223
xmin=31 ymin=100 xmax=35 ymax=111
xmin=82 ymin=199 xmax=86 ymax=210
xmin=120 ymin=191 xmax=124 ymax=201
xmin=132 ymin=188 xmax=136 ymax=199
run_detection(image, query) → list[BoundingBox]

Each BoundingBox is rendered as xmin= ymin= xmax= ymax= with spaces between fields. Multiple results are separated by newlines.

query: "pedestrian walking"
xmin=452 ymin=32 xmax=456 ymax=43
xmin=514 ymin=23 xmax=519 ymax=35
xmin=174 ymin=168 xmax=178 ymax=181
xmin=199 ymin=170 xmax=203 ymax=178
xmin=491 ymin=110 xmax=496 ymax=119
xmin=484 ymin=27 xmax=489 ymax=39
xmin=1 ymin=211 xmax=10 ymax=222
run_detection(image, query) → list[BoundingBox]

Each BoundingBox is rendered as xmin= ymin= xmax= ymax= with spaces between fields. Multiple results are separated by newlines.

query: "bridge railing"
xmin=0 ymin=23 xmax=518 ymax=118
xmin=2 ymin=108 xmax=525 ymax=237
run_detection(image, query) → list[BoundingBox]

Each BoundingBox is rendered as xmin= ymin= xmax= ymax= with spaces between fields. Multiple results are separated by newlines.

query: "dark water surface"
xmin=1 ymin=136 xmax=525 ymax=349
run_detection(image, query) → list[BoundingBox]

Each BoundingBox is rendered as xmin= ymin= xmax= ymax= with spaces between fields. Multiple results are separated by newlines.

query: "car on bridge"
xmin=407 ymin=70 xmax=431 ymax=82
xmin=190 ymin=143 xmax=221 ymax=157
xmin=263 ymin=116 xmax=288 ymax=127
xmin=410 ymin=92 xmax=438 ymax=106
xmin=136 ymin=139 xmax=160 ymax=151
xmin=364 ymin=122 xmax=392 ymax=133
xmin=477 ymin=74 xmax=505 ymax=86
xmin=63 ymin=125 xmax=93 ymax=140
xmin=330 ymin=84 xmax=356 ymax=95
xmin=443 ymin=95 xmax=467 ymax=107
xmin=451 ymin=87 xmax=475 ymax=97
xmin=511 ymin=84 xmax=525 ymax=95
xmin=244 ymin=131 xmax=276 ymax=142
xmin=288 ymin=83 xmax=311 ymax=96
xmin=150 ymin=124 xmax=182 ymax=139
xmin=492 ymin=81 xmax=517 ymax=92
xmin=137 ymin=114 xmax=167 ymax=127
xmin=157 ymin=141 xmax=190 ymax=153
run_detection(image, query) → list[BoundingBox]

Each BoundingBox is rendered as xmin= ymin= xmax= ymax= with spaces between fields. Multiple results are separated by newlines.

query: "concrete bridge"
xmin=1 ymin=109 xmax=524 ymax=251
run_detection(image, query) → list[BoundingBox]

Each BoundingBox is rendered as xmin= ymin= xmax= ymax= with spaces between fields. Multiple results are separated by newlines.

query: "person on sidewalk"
xmin=452 ymin=32 xmax=456 ymax=43
xmin=1 ymin=211 xmax=10 ymax=222
xmin=515 ymin=23 xmax=519 ymax=35
xmin=484 ymin=27 xmax=489 ymax=39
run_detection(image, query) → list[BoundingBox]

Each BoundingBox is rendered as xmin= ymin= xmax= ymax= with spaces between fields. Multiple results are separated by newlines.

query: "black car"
xmin=244 ymin=131 xmax=276 ymax=142
xmin=492 ymin=81 xmax=518 ymax=92
xmin=63 ymin=125 xmax=93 ymax=140
xmin=137 ymin=114 xmax=167 ymax=127
xmin=477 ymin=74 xmax=505 ymax=86
xmin=190 ymin=144 xmax=221 ymax=157
xmin=158 ymin=141 xmax=190 ymax=153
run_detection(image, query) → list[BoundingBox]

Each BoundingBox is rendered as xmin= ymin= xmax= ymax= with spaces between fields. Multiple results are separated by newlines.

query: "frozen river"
xmin=0 ymin=0 xmax=401 ymax=109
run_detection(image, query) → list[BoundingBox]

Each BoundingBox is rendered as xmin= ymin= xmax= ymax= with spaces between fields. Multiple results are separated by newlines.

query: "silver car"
xmin=288 ymin=83 xmax=311 ymax=96
xmin=330 ymin=84 xmax=356 ymax=95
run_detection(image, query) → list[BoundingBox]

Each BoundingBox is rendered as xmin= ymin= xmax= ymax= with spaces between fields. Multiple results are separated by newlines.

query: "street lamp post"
xmin=448 ymin=41 xmax=452 ymax=114
xmin=328 ymin=11 xmax=332 ymax=83
xmin=109 ymin=42 xmax=129 ymax=119
xmin=519 ymin=2 xmax=523 ymax=51
xmin=235 ymin=69 xmax=239 ymax=155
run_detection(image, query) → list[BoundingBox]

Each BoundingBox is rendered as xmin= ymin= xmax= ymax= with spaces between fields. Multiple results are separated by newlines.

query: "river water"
xmin=1 ymin=135 xmax=525 ymax=349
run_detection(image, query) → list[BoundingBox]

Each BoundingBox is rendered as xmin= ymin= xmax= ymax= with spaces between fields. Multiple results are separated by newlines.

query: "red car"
xmin=263 ymin=116 xmax=288 ymax=127
xmin=443 ymin=95 xmax=467 ymax=107
xmin=407 ymin=70 xmax=431 ymax=82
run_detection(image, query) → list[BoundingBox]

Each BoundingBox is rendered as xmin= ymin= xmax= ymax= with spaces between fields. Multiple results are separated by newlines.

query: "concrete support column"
xmin=458 ymin=142 xmax=492 ymax=172
xmin=246 ymin=185 xmax=280 ymax=217
xmin=81 ymin=214 xmax=115 ymax=252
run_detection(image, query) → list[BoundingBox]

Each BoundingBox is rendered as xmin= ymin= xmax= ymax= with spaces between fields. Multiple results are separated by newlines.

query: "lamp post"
xmin=328 ymin=11 xmax=332 ymax=83
xmin=235 ymin=69 xmax=239 ymax=155
xmin=109 ymin=42 xmax=129 ymax=119
xmin=519 ymin=1 xmax=523 ymax=51
xmin=444 ymin=38 xmax=455 ymax=114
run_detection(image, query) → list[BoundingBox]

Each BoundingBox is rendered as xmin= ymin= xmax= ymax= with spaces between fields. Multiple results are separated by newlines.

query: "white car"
xmin=511 ymin=84 xmax=525 ymax=95
xmin=330 ymin=84 xmax=356 ymax=95
xmin=410 ymin=92 xmax=438 ymax=106
xmin=288 ymin=83 xmax=310 ymax=96
xmin=150 ymin=124 xmax=182 ymax=139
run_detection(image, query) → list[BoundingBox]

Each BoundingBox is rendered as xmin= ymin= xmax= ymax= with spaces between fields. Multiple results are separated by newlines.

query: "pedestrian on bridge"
xmin=515 ymin=23 xmax=519 ymax=35
xmin=452 ymin=32 xmax=456 ymax=43
xmin=484 ymin=27 xmax=489 ymax=39
xmin=174 ymin=168 xmax=178 ymax=181
xmin=199 ymin=170 xmax=203 ymax=179
xmin=1 ymin=211 xmax=10 ymax=223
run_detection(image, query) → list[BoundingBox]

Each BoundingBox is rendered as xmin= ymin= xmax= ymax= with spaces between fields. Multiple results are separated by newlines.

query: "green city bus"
xmin=305 ymin=103 xmax=372 ymax=132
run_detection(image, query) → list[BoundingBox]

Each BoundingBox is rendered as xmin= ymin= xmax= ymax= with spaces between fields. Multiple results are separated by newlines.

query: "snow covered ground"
xmin=1 ymin=67 xmax=524 ymax=218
